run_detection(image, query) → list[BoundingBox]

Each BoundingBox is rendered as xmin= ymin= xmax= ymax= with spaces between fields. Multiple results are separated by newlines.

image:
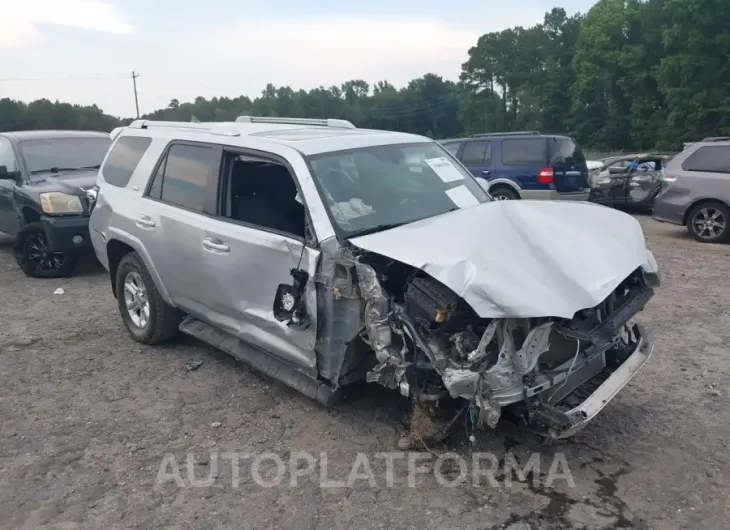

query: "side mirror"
xmin=0 ymin=165 xmax=18 ymax=181
xmin=273 ymin=268 xmax=311 ymax=330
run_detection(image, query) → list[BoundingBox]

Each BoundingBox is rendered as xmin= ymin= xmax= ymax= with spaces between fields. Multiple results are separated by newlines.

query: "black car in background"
xmin=0 ymin=130 xmax=111 ymax=277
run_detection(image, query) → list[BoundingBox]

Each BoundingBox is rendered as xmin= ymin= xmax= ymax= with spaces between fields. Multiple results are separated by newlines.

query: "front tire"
xmin=115 ymin=252 xmax=180 ymax=344
xmin=13 ymin=222 xmax=77 ymax=278
xmin=686 ymin=202 xmax=730 ymax=243
xmin=490 ymin=186 xmax=519 ymax=201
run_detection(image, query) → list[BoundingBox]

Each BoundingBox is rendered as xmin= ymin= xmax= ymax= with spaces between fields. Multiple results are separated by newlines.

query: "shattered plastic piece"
xmin=54 ymin=288 xmax=64 ymax=295
xmin=185 ymin=359 xmax=204 ymax=371
xmin=211 ymin=422 xmax=222 ymax=428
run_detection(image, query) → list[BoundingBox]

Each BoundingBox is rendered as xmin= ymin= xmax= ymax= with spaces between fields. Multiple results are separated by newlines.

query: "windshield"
xmin=20 ymin=137 xmax=111 ymax=177
xmin=306 ymin=141 xmax=490 ymax=238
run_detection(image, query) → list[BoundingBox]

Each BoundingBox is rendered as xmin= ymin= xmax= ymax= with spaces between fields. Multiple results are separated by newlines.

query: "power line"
xmin=0 ymin=74 xmax=124 ymax=82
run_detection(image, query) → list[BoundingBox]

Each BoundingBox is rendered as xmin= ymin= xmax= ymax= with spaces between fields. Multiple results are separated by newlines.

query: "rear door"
xmin=548 ymin=136 xmax=590 ymax=193
xmin=499 ymin=137 xmax=546 ymax=191
xmin=141 ymin=140 xmax=222 ymax=314
xmin=459 ymin=139 xmax=493 ymax=179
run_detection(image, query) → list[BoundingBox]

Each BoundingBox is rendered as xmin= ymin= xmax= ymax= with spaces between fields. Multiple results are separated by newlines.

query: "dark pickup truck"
xmin=0 ymin=130 xmax=111 ymax=278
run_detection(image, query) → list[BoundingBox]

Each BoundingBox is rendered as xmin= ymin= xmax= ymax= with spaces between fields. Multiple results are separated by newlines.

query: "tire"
xmin=490 ymin=186 xmax=520 ymax=201
xmin=686 ymin=201 xmax=730 ymax=243
xmin=115 ymin=252 xmax=180 ymax=344
xmin=13 ymin=222 xmax=77 ymax=278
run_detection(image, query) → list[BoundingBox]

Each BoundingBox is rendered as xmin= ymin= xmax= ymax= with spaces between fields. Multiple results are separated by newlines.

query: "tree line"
xmin=0 ymin=0 xmax=727 ymax=151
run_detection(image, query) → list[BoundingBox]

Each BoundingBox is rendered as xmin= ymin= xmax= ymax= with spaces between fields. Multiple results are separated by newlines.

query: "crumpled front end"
xmin=355 ymin=258 xmax=657 ymax=439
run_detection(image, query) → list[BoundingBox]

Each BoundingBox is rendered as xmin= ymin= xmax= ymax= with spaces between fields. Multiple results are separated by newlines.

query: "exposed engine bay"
xmin=350 ymin=250 xmax=657 ymax=441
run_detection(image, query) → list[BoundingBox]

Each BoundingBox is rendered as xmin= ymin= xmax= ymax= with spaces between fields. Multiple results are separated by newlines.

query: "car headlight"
xmin=641 ymin=249 xmax=660 ymax=287
xmin=39 ymin=192 xmax=83 ymax=214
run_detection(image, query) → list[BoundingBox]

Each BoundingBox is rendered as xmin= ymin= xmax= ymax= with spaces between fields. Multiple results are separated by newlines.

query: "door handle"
xmin=481 ymin=170 xmax=491 ymax=176
xmin=135 ymin=215 xmax=156 ymax=228
xmin=203 ymin=237 xmax=230 ymax=253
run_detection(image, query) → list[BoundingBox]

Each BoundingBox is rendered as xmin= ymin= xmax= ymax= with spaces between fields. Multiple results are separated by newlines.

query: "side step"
xmin=179 ymin=316 xmax=341 ymax=407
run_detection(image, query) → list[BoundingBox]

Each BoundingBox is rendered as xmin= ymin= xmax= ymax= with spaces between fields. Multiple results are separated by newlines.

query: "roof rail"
xmin=126 ymin=120 xmax=240 ymax=136
xmin=235 ymin=116 xmax=356 ymax=129
xmin=701 ymin=136 xmax=730 ymax=142
xmin=471 ymin=131 xmax=541 ymax=138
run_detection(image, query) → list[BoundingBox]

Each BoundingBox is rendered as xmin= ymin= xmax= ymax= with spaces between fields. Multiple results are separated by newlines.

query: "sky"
xmin=0 ymin=0 xmax=597 ymax=118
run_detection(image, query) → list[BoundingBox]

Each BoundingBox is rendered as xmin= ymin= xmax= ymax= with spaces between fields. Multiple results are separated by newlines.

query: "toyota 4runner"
xmin=90 ymin=117 xmax=660 ymax=442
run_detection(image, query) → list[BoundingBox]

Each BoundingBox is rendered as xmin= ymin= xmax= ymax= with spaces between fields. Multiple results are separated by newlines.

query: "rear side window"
xmin=549 ymin=137 xmax=586 ymax=166
xmin=462 ymin=140 xmax=491 ymax=165
xmin=102 ymin=136 xmax=152 ymax=187
xmin=681 ymin=146 xmax=730 ymax=174
xmin=501 ymin=138 xmax=545 ymax=165
xmin=147 ymin=143 xmax=216 ymax=212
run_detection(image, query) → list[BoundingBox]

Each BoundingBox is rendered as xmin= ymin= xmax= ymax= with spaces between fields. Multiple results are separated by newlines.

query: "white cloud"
xmin=0 ymin=7 xmax=550 ymax=116
xmin=200 ymin=16 xmax=479 ymax=94
xmin=0 ymin=0 xmax=133 ymax=48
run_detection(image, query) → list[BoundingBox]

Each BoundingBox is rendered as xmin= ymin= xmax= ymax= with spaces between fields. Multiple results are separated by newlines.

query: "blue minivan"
xmin=439 ymin=131 xmax=591 ymax=201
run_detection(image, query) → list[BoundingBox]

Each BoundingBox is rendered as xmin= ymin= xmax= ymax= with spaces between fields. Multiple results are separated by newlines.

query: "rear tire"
xmin=686 ymin=201 xmax=730 ymax=243
xmin=115 ymin=252 xmax=180 ymax=344
xmin=13 ymin=223 xmax=77 ymax=278
xmin=489 ymin=186 xmax=519 ymax=201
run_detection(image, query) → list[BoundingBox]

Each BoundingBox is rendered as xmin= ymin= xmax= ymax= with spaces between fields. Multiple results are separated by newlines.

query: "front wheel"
xmin=490 ymin=187 xmax=519 ymax=201
xmin=13 ymin=223 xmax=77 ymax=278
xmin=115 ymin=252 xmax=180 ymax=344
xmin=686 ymin=202 xmax=730 ymax=243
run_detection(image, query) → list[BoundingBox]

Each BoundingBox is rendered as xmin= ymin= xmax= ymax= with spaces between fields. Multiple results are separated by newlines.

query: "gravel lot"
xmin=1 ymin=215 xmax=728 ymax=530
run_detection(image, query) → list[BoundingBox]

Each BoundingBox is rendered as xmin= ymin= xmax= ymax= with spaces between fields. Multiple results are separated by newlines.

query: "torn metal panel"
xmin=312 ymin=236 xmax=364 ymax=385
xmin=349 ymin=200 xmax=655 ymax=320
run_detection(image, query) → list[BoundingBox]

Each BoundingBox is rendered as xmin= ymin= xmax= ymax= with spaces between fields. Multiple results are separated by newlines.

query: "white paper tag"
xmin=445 ymin=185 xmax=480 ymax=209
xmin=425 ymin=157 xmax=465 ymax=183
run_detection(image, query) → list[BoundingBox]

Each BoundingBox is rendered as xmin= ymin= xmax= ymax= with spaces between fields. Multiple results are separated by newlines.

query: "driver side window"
xmin=0 ymin=138 xmax=18 ymax=173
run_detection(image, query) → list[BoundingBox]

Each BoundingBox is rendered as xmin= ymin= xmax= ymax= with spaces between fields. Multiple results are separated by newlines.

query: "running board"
xmin=178 ymin=316 xmax=341 ymax=407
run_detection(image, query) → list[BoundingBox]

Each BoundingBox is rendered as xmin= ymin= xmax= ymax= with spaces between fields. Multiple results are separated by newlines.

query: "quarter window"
xmin=102 ymin=136 xmax=152 ymax=187
xmin=501 ymin=138 xmax=545 ymax=165
xmin=681 ymin=146 xmax=730 ymax=174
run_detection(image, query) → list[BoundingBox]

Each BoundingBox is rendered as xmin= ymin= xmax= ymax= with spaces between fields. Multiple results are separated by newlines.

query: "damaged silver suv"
xmin=90 ymin=117 xmax=660 ymax=441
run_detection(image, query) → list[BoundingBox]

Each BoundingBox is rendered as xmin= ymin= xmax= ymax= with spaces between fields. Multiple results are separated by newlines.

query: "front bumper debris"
xmin=536 ymin=323 xmax=653 ymax=438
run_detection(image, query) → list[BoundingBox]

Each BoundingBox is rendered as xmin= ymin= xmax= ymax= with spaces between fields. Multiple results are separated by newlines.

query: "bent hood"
xmin=349 ymin=200 xmax=649 ymax=319
xmin=29 ymin=171 xmax=98 ymax=195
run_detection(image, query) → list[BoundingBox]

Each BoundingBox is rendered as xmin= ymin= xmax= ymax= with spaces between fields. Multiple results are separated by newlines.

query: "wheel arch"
xmin=682 ymin=198 xmax=730 ymax=226
xmin=488 ymin=179 xmax=522 ymax=198
xmin=105 ymin=233 xmax=175 ymax=307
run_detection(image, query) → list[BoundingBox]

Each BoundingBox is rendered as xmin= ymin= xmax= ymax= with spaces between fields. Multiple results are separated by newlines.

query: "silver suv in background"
xmin=653 ymin=138 xmax=730 ymax=242
xmin=90 ymin=116 xmax=659 ymax=442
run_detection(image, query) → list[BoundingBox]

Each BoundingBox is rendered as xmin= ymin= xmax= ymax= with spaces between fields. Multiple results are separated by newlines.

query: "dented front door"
xmin=198 ymin=218 xmax=321 ymax=374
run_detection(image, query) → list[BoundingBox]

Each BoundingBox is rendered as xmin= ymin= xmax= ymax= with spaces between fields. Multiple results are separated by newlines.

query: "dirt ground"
xmin=0 ymin=215 xmax=728 ymax=530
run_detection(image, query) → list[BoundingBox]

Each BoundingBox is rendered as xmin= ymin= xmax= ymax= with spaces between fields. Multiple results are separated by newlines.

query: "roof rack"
xmin=235 ymin=116 xmax=356 ymax=129
xmin=126 ymin=120 xmax=240 ymax=137
xmin=471 ymin=131 xmax=541 ymax=138
xmin=701 ymin=136 xmax=730 ymax=142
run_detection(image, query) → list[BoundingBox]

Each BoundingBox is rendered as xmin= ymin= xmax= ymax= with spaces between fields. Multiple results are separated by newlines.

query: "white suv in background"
xmin=90 ymin=116 xmax=659 ymax=441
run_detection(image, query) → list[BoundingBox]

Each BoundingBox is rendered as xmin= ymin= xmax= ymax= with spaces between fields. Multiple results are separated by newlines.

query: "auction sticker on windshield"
xmin=445 ymin=185 xmax=479 ymax=208
xmin=425 ymin=157 xmax=465 ymax=183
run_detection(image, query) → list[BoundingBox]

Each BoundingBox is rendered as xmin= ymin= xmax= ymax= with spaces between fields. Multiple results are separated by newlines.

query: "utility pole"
xmin=131 ymin=70 xmax=140 ymax=118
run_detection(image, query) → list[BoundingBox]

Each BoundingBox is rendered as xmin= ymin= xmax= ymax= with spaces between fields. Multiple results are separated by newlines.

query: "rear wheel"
xmin=13 ymin=223 xmax=77 ymax=278
xmin=686 ymin=202 xmax=730 ymax=243
xmin=115 ymin=252 xmax=180 ymax=344
xmin=490 ymin=186 xmax=519 ymax=201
